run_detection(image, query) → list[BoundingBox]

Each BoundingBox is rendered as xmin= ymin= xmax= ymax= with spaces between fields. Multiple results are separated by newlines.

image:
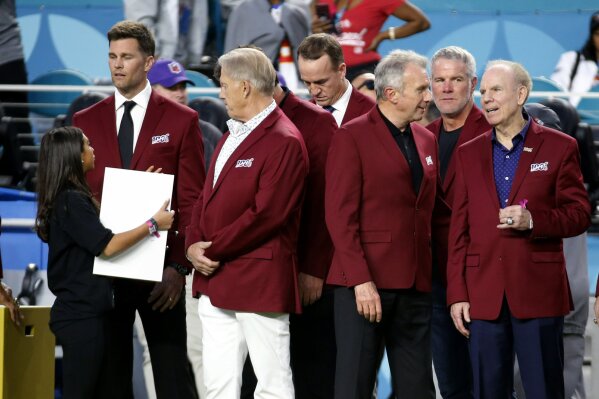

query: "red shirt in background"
xmin=321 ymin=0 xmax=404 ymax=68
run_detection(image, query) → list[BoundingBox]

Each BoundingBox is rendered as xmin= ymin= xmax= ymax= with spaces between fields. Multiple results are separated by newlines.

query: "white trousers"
xmin=198 ymin=295 xmax=294 ymax=399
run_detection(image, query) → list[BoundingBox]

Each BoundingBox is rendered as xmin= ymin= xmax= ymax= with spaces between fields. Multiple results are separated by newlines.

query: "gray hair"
xmin=374 ymin=49 xmax=428 ymax=101
xmin=215 ymin=48 xmax=276 ymax=96
xmin=431 ymin=46 xmax=476 ymax=79
xmin=485 ymin=60 xmax=532 ymax=102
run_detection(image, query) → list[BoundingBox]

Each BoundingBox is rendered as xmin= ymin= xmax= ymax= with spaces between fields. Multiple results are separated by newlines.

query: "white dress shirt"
xmin=328 ymin=79 xmax=353 ymax=127
xmin=114 ymin=80 xmax=152 ymax=152
xmin=213 ymin=100 xmax=277 ymax=187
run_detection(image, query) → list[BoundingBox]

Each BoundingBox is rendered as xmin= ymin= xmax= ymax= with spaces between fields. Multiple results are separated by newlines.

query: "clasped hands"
xmin=186 ymin=241 xmax=220 ymax=276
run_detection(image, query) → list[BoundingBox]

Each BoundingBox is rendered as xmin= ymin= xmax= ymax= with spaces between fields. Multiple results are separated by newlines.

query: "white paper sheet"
xmin=93 ymin=167 xmax=174 ymax=282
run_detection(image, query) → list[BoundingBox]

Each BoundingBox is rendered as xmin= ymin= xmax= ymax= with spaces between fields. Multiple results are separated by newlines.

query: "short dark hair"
xmin=107 ymin=20 xmax=155 ymax=57
xmin=297 ymin=33 xmax=344 ymax=68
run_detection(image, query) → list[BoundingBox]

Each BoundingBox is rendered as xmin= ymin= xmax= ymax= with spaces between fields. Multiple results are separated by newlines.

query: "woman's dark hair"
xmin=580 ymin=12 xmax=599 ymax=62
xmin=35 ymin=126 xmax=98 ymax=242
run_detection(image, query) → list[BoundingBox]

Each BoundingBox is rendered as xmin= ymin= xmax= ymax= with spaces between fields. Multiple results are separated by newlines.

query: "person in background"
xmin=311 ymin=0 xmax=430 ymax=81
xmin=297 ymin=33 xmax=375 ymax=127
xmin=124 ymin=0 xmax=179 ymax=59
xmin=149 ymin=58 xmax=222 ymax=169
xmin=224 ymin=0 xmax=310 ymax=90
xmin=447 ymin=60 xmax=591 ymax=398
xmin=72 ymin=21 xmax=204 ymax=399
xmin=551 ymin=11 xmax=599 ymax=106
xmin=0 ymin=0 xmax=33 ymax=187
xmin=351 ymin=71 xmax=376 ymax=100
xmin=35 ymin=126 xmax=174 ymax=399
xmin=176 ymin=0 xmax=209 ymax=69
xmin=425 ymin=45 xmax=491 ymax=399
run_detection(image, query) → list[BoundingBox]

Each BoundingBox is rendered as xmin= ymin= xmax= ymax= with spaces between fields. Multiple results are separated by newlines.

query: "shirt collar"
xmin=492 ymin=112 xmax=531 ymax=146
xmin=114 ymin=80 xmax=152 ymax=111
xmin=330 ymin=79 xmax=353 ymax=113
xmin=226 ymin=100 xmax=277 ymax=138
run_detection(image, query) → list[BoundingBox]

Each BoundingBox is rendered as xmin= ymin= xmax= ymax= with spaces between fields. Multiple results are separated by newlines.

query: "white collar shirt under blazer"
xmin=213 ymin=100 xmax=277 ymax=187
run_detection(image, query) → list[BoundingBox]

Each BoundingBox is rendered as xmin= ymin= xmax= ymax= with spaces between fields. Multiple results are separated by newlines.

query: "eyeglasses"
xmin=357 ymin=79 xmax=375 ymax=91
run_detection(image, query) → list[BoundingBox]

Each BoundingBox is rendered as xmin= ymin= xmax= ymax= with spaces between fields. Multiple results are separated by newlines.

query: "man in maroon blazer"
xmin=185 ymin=48 xmax=308 ymax=398
xmin=447 ymin=60 xmax=591 ymax=398
xmin=426 ymin=46 xmax=490 ymax=398
xmin=72 ymin=21 xmax=204 ymax=399
xmin=275 ymin=83 xmax=337 ymax=398
xmin=297 ymin=33 xmax=375 ymax=127
xmin=325 ymin=49 xmax=443 ymax=399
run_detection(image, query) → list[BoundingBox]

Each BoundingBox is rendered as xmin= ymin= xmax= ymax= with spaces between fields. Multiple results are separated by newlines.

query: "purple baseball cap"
xmin=148 ymin=59 xmax=195 ymax=88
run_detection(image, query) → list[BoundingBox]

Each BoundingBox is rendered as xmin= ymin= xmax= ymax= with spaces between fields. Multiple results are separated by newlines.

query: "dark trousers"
xmin=334 ymin=286 xmax=435 ymax=399
xmin=241 ymin=288 xmax=336 ymax=399
xmin=52 ymin=316 xmax=116 ymax=399
xmin=106 ymin=279 xmax=197 ymax=399
xmin=431 ymin=278 xmax=473 ymax=399
xmin=469 ymin=299 xmax=564 ymax=399
xmin=290 ymin=287 xmax=336 ymax=399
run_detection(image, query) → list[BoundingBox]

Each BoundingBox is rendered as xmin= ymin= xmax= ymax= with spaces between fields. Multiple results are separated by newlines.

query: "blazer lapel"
xmin=99 ymin=97 xmax=122 ymax=167
xmin=412 ymin=124 xmax=434 ymax=203
xmin=208 ymin=109 xmax=278 ymax=201
xmin=443 ymin=106 xmax=487 ymax=194
xmin=480 ymin=130 xmax=500 ymax=210
xmin=368 ymin=109 xmax=411 ymax=173
xmin=507 ymin=124 xmax=544 ymax=205
xmin=130 ymin=93 xmax=166 ymax=169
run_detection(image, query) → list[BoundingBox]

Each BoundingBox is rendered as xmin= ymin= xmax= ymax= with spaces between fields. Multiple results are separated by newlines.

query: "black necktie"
xmin=323 ymin=105 xmax=335 ymax=113
xmin=118 ymin=101 xmax=136 ymax=169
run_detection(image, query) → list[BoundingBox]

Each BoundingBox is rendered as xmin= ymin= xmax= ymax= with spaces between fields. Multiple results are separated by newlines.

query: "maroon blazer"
xmin=72 ymin=92 xmax=206 ymax=269
xmin=426 ymin=104 xmax=491 ymax=284
xmin=446 ymin=121 xmax=591 ymax=320
xmin=325 ymin=107 xmax=443 ymax=292
xmin=186 ymin=107 xmax=309 ymax=313
xmin=341 ymin=86 xmax=375 ymax=126
xmin=280 ymin=89 xmax=337 ymax=279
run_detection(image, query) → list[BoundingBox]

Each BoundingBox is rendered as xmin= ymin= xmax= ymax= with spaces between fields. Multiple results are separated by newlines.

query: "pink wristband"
xmin=146 ymin=219 xmax=160 ymax=238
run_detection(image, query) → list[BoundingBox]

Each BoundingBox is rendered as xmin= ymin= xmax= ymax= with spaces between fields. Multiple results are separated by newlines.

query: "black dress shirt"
xmin=378 ymin=106 xmax=423 ymax=194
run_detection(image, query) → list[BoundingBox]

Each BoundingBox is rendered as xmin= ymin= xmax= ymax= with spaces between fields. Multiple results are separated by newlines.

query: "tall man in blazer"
xmin=275 ymin=82 xmax=337 ymax=398
xmin=325 ymin=49 xmax=445 ymax=399
xmin=185 ymin=48 xmax=308 ymax=399
xmin=73 ymin=21 xmax=204 ymax=399
xmin=426 ymin=46 xmax=490 ymax=399
xmin=297 ymin=33 xmax=375 ymax=127
xmin=447 ymin=60 xmax=591 ymax=398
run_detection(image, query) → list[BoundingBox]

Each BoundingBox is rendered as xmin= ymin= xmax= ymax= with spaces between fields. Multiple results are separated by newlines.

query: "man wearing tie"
xmin=297 ymin=33 xmax=375 ymax=127
xmin=73 ymin=21 xmax=204 ymax=398
xmin=447 ymin=60 xmax=590 ymax=398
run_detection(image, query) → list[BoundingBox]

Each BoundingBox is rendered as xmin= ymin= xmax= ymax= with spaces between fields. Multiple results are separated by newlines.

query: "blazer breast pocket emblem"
xmin=530 ymin=161 xmax=549 ymax=172
xmin=235 ymin=158 xmax=254 ymax=168
xmin=425 ymin=155 xmax=433 ymax=166
xmin=151 ymin=133 xmax=170 ymax=144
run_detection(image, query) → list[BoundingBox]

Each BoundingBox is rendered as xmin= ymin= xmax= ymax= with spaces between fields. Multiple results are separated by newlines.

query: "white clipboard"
xmin=93 ymin=167 xmax=174 ymax=282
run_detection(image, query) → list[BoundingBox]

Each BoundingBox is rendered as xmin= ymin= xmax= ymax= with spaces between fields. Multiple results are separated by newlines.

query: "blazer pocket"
xmin=531 ymin=251 xmax=563 ymax=263
xmin=238 ymin=247 xmax=273 ymax=260
xmin=465 ymin=254 xmax=480 ymax=267
xmin=152 ymin=145 xmax=176 ymax=157
xmin=360 ymin=231 xmax=392 ymax=243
